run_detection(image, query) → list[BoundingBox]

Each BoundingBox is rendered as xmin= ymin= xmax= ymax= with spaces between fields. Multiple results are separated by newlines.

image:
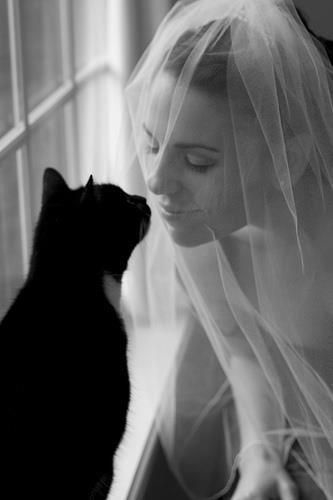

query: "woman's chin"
xmin=167 ymin=224 xmax=214 ymax=247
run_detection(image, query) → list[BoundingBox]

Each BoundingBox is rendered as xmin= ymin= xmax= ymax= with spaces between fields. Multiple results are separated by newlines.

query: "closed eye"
xmin=142 ymin=123 xmax=218 ymax=170
xmin=142 ymin=124 xmax=160 ymax=154
xmin=186 ymin=153 xmax=215 ymax=168
xmin=185 ymin=153 xmax=216 ymax=173
xmin=144 ymin=143 xmax=160 ymax=155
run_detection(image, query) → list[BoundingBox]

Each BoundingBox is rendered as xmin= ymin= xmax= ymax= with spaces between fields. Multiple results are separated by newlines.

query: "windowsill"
xmin=109 ymin=322 xmax=182 ymax=499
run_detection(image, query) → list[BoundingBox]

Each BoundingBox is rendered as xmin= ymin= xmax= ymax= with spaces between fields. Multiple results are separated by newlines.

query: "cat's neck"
xmin=103 ymin=274 xmax=121 ymax=312
xmin=28 ymin=257 xmax=105 ymax=292
xmin=28 ymin=245 xmax=123 ymax=308
xmin=26 ymin=266 xmax=122 ymax=311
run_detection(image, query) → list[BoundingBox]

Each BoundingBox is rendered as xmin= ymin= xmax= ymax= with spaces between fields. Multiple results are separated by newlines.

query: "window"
xmin=0 ymin=0 xmax=122 ymax=317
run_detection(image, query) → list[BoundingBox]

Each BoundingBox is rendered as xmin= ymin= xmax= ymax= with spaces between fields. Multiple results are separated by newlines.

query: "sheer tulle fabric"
xmin=123 ymin=0 xmax=333 ymax=498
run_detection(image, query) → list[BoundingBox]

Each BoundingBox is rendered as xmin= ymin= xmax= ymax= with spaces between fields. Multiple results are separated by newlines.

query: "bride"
xmin=123 ymin=0 xmax=333 ymax=498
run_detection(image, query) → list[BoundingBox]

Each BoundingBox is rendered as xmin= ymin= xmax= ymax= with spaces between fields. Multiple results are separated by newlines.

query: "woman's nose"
xmin=146 ymin=154 xmax=179 ymax=196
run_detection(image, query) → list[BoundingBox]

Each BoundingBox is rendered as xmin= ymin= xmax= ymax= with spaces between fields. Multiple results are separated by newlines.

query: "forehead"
xmin=146 ymin=73 xmax=230 ymax=146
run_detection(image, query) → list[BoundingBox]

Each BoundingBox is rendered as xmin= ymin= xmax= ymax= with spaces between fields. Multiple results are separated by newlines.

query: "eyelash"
xmin=188 ymin=163 xmax=212 ymax=173
xmin=144 ymin=144 xmax=215 ymax=173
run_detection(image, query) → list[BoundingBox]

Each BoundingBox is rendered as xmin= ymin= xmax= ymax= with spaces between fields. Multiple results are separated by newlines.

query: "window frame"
xmin=0 ymin=0 xmax=116 ymax=278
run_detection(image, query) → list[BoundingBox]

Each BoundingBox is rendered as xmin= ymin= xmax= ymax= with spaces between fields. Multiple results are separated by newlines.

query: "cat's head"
xmin=35 ymin=168 xmax=151 ymax=281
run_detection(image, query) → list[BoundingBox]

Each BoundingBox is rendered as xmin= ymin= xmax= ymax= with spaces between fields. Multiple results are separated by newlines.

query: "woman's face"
xmin=141 ymin=74 xmax=260 ymax=246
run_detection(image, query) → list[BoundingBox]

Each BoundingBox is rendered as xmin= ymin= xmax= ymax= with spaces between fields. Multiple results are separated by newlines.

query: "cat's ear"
xmin=79 ymin=175 xmax=95 ymax=205
xmin=42 ymin=168 xmax=69 ymax=205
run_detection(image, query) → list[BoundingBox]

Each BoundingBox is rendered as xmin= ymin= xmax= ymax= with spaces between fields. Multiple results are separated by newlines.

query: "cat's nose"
xmin=129 ymin=194 xmax=151 ymax=216
xmin=130 ymin=194 xmax=146 ymax=204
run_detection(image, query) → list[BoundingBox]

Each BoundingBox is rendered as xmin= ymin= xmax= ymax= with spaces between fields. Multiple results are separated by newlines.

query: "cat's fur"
xmin=2 ymin=168 xmax=150 ymax=499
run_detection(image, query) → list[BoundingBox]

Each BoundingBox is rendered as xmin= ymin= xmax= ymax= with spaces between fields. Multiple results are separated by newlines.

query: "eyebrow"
xmin=142 ymin=123 xmax=221 ymax=153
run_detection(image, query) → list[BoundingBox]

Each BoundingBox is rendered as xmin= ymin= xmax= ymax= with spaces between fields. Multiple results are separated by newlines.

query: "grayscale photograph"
xmin=1 ymin=1 xmax=333 ymax=499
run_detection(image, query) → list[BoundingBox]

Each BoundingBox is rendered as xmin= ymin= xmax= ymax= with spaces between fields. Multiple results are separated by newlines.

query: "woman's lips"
xmin=159 ymin=205 xmax=201 ymax=220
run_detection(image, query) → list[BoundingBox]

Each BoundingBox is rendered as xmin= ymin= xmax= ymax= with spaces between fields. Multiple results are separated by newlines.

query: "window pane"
xmin=20 ymin=0 xmax=63 ymax=110
xmin=72 ymin=0 xmax=106 ymax=71
xmin=0 ymin=0 xmax=14 ymax=136
xmin=76 ymin=76 xmax=108 ymax=182
xmin=0 ymin=155 xmax=24 ymax=319
xmin=30 ymin=109 xmax=67 ymax=219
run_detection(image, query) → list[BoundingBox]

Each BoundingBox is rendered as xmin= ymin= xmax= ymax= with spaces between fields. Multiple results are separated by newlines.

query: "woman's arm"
xmin=228 ymin=348 xmax=284 ymax=460
xmin=227 ymin=341 xmax=298 ymax=500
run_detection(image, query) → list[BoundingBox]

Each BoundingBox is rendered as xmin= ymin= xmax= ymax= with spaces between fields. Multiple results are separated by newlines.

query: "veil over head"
xmin=122 ymin=0 xmax=333 ymax=498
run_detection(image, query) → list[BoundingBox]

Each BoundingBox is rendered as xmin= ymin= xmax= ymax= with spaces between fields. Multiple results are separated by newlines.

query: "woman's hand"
xmin=231 ymin=448 xmax=299 ymax=500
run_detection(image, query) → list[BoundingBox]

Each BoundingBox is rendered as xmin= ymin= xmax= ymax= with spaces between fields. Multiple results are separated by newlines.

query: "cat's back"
xmin=2 ymin=271 xmax=130 ymax=499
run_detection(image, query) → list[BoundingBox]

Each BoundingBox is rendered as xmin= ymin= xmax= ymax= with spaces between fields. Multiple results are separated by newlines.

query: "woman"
xmin=124 ymin=0 xmax=333 ymax=498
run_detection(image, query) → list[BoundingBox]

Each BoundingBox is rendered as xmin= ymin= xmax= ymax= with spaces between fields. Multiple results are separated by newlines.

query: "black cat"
xmin=2 ymin=168 xmax=151 ymax=499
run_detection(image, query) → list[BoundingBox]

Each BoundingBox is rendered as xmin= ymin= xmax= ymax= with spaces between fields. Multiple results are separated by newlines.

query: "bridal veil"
xmin=121 ymin=0 xmax=333 ymax=497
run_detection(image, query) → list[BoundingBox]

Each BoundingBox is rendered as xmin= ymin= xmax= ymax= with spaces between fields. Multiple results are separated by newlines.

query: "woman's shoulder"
xmin=221 ymin=226 xmax=264 ymax=311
